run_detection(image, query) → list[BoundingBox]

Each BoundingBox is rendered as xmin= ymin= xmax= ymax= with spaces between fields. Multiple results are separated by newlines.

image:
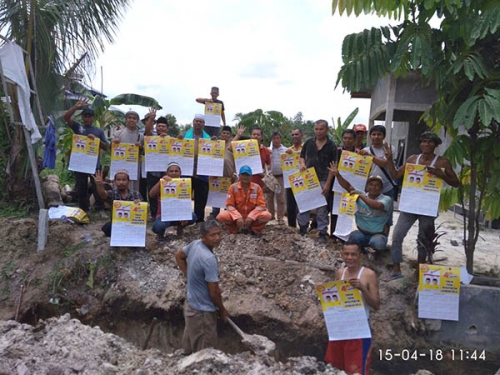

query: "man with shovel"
xmin=175 ymin=220 xmax=228 ymax=354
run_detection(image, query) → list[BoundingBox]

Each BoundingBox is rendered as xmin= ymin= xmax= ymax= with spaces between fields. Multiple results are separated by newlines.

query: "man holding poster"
xmin=298 ymin=120 xmax=337 ymax=244
xmin=329 ymin=162 xmax=393 ymax=260
xmin=385 ymin=131 xmax=460 ymax=281
xmin=64 ymin=101 xmax=108 ymax=213
xmin=149 ymin=162 xmax=197 ymax=241
xmin=324 ymin=241 xmax=380 ymax=375
xmin=94 ymin=169 xmax=143 ymax=237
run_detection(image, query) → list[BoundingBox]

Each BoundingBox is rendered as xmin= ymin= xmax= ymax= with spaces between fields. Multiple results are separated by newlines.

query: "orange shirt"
xmin=226 ymin=181 xmax=267 ymax=221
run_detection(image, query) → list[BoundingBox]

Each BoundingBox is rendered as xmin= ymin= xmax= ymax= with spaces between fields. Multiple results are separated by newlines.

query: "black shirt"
xmin=300 ymin=137 xmax=338 ymax=181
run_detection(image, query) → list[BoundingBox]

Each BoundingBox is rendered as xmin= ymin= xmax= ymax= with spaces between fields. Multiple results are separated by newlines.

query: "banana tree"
xmin=330 ymin=107 xmax=359 ymax=145
xmin=233 ymin=109 xmax=291 ymax=145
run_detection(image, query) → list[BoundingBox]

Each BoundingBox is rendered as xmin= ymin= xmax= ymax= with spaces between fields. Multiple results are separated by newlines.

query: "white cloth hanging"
xmin=0 ymin=41 xmax=42 ymax=143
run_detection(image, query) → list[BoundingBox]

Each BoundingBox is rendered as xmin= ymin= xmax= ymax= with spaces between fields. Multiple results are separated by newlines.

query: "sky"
xmin=92 ymin=0 xmax=390 ymax=127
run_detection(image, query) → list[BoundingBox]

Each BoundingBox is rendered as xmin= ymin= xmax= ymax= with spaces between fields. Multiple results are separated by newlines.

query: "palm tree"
xmin=0 ymin=0 xmax=132 ymax=112
xmin=0 ymin=0 xmax=131 ymax=203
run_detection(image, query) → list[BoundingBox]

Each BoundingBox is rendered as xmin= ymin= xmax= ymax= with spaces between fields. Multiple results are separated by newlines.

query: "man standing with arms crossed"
xmin=324 ymin=240 xmax=380 ymax=374
xmin=175 ymin=220 xmax=228 ymax=354
xmin=384 ymin=131 xmax=459 ymax=281
xmin=298 ymin=120 xmax=337 ymax=244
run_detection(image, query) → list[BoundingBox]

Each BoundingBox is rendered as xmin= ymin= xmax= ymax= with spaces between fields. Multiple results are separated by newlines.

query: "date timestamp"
xmin=378 ymin=349 xmax=486 ymax=361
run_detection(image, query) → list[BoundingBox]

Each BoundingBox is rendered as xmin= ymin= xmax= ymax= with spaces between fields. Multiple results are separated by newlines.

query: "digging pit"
xmin=1 ymin=218 xmax=499 ymax=374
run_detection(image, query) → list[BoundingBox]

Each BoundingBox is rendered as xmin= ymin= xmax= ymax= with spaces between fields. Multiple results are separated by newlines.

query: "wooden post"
xmin=37 ymin=209 xmax=49 ymax=251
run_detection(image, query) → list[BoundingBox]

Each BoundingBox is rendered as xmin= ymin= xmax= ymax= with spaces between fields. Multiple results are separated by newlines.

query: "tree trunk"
xmin=465 ymin=130 xmax=478 ymax=274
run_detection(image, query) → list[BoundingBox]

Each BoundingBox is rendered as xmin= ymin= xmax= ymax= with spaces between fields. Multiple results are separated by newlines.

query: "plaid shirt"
xmin=106 ymin=188 xmax=143 ymax=203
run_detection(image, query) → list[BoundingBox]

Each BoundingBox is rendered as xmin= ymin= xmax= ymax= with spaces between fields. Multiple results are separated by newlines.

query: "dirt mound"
xmin=1 ymin=216 xmax=498 ymax=374
xmin=0 ymin=314 xmax=347 ymax=375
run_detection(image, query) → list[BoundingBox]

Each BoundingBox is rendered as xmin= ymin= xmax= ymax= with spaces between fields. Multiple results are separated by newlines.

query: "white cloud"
xmin=93 ymin=0 xmax=391 ymax=128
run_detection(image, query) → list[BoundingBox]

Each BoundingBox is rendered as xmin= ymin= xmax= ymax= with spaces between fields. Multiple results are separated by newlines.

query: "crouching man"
xmin=216 ymin=165 xmax=272 ymax=237
xmin=175 ymin=220 xmax=228 ymax=354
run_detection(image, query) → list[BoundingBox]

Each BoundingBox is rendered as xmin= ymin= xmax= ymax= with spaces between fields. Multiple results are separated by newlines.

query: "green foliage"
xmin=418 ymin=223 xmax=446 ymax=264
xmin=39 ymin=154 xmax=76 ymax=188
xmin=233 ymin=109 xmax=291 ymax=145
xmin=331 ymin=108 xmax=359 ymax=144
xmin=109 ymin=94 xmax=162 ymax=109
xmin=0 ymin=0 xmax=132 ymax=113
xmin=333 ymin=0 xmax=500 ymax=273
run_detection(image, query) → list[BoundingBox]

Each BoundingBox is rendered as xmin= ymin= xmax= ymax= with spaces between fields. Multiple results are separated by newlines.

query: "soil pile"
xmin=0 ymin=314 xmax=347 ymax=374
xmin=1 ymin=215 xmax=499 ymax=374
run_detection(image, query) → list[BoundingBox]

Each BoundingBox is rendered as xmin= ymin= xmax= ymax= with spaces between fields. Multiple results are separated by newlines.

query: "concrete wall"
xmin=427 ymin=284 xmax=500 ymax=353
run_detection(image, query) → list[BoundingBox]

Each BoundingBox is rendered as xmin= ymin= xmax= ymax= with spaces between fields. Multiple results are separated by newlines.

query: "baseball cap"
xmin=366 ymin=175 xmax=383 ymax=185
xmin=239 ymin=165 xmax=252 ymax=175
xmin=353 ymin=124 xmax=367 ymax=132
xmin=81 ymin=108 xmax=94 ymax=116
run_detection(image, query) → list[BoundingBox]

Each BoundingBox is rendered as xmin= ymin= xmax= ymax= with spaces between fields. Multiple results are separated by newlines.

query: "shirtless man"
xmin=384 ymin=131 xmax=459 ymax=281
xmin=324 ymin=241 xmax=380 ymax=374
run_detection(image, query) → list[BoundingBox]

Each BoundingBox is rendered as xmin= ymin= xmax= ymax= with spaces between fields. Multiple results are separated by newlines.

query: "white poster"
xmin=281 ymin=153 xmax=300 ymax=189
xmin=68 ymin=135 xmax=100 ymax=174
xmin=169 ymin=138 xmax=195 ymax=176
xmin=316 ymin=281 xmax=371 ymax=341
xmin=144 ymin=136 xmax=169 ymax=172
xmin=332 ymin=151 xmax=373 ymax=193
xmin=110 ymin=201 xmax=148 ymax=247
xmin=160 ymin=178 xmax=192 ymax=221
xmin=204 ymin=102 xmax=222 ymax=127
xmin=197 ymin=139 xmax=225 ymax=177
xmin=332 ymin=192 xmax=357 ymax=241
xmin=289 ymin=168 xmax=327 ymax=213
xmin=232 ymin=139 xmax=263 ymax=175
xmin=207 ymin=177 xmax=232 ymax=208
xmin=418 ymin=264 xmax=460 ymax=321
xmin=399 ymin=164 xmax=443 ymax=217
xmin=110 ymin=143 xmax=140 ymax=181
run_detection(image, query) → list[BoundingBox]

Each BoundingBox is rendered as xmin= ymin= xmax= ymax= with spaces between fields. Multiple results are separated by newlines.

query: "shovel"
xmin=227 ymin=317 xmax=276 ymax=356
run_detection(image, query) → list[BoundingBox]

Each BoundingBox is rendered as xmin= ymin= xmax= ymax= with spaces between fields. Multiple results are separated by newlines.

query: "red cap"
xmin=354 ymin=124 xmax=367 ymax=132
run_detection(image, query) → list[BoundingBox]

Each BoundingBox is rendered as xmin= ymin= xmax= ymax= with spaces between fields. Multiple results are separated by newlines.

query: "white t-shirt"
xmin=363 ymin=145 xmax=396 ymax=194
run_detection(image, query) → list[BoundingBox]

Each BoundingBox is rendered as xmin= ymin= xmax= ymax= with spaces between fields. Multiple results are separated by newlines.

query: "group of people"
xmin=64 ymin=91 xmax=460 ymax=375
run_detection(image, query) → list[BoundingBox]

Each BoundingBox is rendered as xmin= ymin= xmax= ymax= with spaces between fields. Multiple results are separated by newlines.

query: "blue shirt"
xmin=70 ymin=120 xmax=108 ymax=170
xmin=183 ymin=239 xmax=219 ymax=312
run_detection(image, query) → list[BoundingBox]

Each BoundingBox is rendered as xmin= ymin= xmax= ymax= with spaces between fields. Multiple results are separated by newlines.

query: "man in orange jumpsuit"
xmin=216 ymin=165 xmax=272 ymax=237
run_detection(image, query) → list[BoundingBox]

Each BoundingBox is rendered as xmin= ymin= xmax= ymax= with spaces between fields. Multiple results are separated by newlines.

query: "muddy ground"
xmin=0 ymin=216 xmax=499 ymax=374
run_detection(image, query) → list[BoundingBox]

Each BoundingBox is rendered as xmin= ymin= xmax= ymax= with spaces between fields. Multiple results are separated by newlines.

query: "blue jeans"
xmin=349 ymin=230 xmax=387 ymax=252
xmin=152 ymin=213 xmax=197 ymax=235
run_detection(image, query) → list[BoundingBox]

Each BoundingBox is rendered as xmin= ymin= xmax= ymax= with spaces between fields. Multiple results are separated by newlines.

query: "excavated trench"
xmin=19 ymin=298 xmax=500 ymax=375
xmin=20 ymin=298 xmax=326 ymax=362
